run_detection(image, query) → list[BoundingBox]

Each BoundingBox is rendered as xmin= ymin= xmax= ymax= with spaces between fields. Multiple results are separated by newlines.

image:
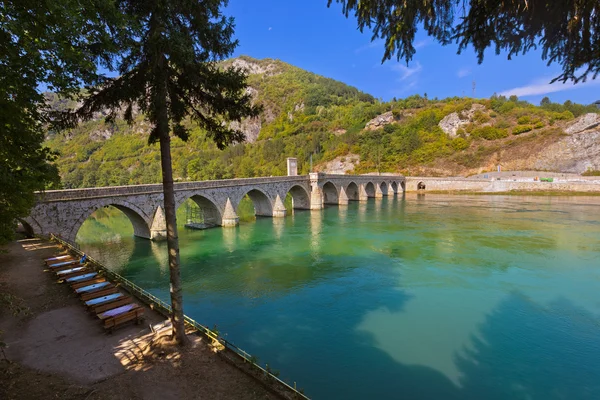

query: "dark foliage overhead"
xmin=329 ymin=0 xmax=600 ymax=83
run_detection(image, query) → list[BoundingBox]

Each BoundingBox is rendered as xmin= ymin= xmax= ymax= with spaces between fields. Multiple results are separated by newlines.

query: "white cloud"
xmin=268 ymin=27 xmax=272 ymax=31
xmin=391 ymin=61 xmax=422 ymax=81
xmin=457 ymin=68 xmax=471 ymax=78
xmin=414 ymin=39 xmax=431 ymax=49
xmin=355 ymin=41 xmax=381 ymax=54
xmin=389 ymin=61 xmax=422 ymax=95
xmin=500 ymin=77 xmax=600 ymax=97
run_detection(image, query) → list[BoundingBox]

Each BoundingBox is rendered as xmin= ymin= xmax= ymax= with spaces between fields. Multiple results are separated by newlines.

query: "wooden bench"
xmin=71 ymin=276 xmax=106 ymax=290
xmin=100 ymin=304 xmax=144 ymax=332
xmin=48 ymin=259 xmax=80 ymax=269
xmin=85 ymin=293 xmax=126 ymax=309
xmin=44 ymin=255 xmax=75 ymax=266
xmin=92 ymin=297 xmax=134 ymax=314
xmin=80 ymin=286 xmax=119 ymax=302
xmin=57 ymin=268 xmax=93 ymax=281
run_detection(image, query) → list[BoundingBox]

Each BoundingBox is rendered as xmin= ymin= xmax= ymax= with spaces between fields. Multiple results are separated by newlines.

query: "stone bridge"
xmin=24 ymin=173 xmax=405 ymax=243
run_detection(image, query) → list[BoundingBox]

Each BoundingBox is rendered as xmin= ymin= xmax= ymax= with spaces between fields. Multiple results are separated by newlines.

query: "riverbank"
xmin=421 ymin=190 xmax=600 ymax=196
xmin=0 ymin=238 xmax=281 ymax=400
xmin=404 ymin=176 xmax=600 ymax=194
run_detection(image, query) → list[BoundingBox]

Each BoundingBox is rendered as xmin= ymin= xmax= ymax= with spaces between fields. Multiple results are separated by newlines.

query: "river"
xmin=77 ymin=194 xmax=600 ymax=400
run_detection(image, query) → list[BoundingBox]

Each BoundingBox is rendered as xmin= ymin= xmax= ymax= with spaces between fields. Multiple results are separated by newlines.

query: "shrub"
xmin=473 ymin=110 xmax=491 ymax=124
xmin=495 ymin=119 xmax=511 ymax=129
xmin=551 ymin=110 xmax=575 ymax=121
xmin=451 ymin=137 xmax=470 ymax=151
xmin=582 ymin=169 xmax=600 ymax=176
xmin=517 ymin=115 xmax=531 ymax=124
xmin=534 ymin=121 xmax=545 ymax=129
xmin=512 ymin=125 xmax=533 ymax=135
xmin=471 ymin=126 xmax=508 ymax=140
xmin=498 ymin=102 xmax=516 ymax=114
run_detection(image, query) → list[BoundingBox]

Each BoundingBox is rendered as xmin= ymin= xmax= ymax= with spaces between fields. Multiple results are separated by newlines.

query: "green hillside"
xmin=44 ymin=56 xmax=600 ymax=188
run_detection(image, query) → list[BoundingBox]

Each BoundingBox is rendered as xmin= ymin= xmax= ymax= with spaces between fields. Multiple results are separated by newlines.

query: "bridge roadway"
xmin=25 ymin=173 xmax=405 ymax=243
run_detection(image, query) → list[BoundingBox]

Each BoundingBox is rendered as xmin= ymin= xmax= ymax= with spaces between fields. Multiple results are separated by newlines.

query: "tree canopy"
xmin=328 ymin=0 xmax=600 ymax=83
xmin=0 ymin=0 xmax=118 ymax=243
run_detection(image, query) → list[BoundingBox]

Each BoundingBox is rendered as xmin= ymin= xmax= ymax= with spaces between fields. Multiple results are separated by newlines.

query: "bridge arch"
xmin=380 ymin=182 xmax=389 ymax=196
xmin=391 ymin=182 xmax=398 ymax=193
xmin=238 ymin=188 xmax=273 ymax=217
xmin=322 ymin=181 xmax=339 ymax=205
xmin=287 ymin=185 xmax=310 ymax=209
xmin=364 ymin=182 xmax=376 ymax=198
xmin=69 ymin=200 xmax=151 ymax=243
xmin=346 ymin=182 xmax=359 ymax=201
xmin=182 ymin=194 xmax=223 ymax=226
xmin=17 ymin=218 xmax=36 ymax=238
xmin=400 ymin=181 xmax=406 ymax=192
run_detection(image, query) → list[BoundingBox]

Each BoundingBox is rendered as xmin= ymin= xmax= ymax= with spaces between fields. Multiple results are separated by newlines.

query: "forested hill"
xmin=45 ymin=56 xmax=600 ymax=189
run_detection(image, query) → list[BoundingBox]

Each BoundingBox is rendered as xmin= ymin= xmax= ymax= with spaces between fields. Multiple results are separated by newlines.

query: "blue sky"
xmin=224 ymin=0 xmax=600 ymax=105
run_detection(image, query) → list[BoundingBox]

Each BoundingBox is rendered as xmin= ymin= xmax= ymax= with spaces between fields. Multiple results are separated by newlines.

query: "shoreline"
xmin=408 ymin=190 xmax=600 ymax=196
xmin=0 ymin=238 xmax=297 ymax=400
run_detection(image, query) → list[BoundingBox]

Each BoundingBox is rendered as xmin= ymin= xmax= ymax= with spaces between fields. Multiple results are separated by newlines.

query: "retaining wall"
xmin=405 ymin=177 xmax=600 ymax=193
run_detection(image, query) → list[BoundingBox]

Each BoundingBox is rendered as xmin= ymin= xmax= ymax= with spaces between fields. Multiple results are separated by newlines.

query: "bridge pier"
xmin=221 ymin=198 xmax=239 ymax=227
xmin=338 ymin=186 xmax=349 ymax=205
xmin=150 ymin=206 xmax=167 ymax=240
xmin=359 ymin=184 xmax=369 ymax=202
xmin=309 ymin=173 xmax=324 ymax=210
xmin=272 ymin=195 xmax=287 ymax=218
xmin=375 ymin=184 xmax=384 ymax=198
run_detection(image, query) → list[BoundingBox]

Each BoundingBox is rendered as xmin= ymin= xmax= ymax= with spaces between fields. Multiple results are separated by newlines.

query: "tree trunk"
xmin=159 ymin=132 xmax=188 ymax=345
xmin=154 ymin=44 xmax=188 ymax=345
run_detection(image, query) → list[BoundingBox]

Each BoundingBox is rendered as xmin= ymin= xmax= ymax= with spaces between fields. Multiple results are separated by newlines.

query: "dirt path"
xmin=0 ymin=238 xmax=280 ymax=400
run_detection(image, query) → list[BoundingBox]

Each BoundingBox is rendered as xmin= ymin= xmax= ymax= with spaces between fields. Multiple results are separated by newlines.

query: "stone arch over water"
xmin=391 ymin=182 xmax=398 ymax=193
xmin=365 ymin=182 xmax=376 ymax=197
xmin=186 ymin=194 xmax=223 ymax=226
xmin=380 ymin=182 xmax=389 ymax=196
xmin=346 ymin=182 xmax=359 ymax=201
xmin=322 ymin=181 xmax=339 ymax=205
xmin=418 ymin=182 xmax=426 ymax=190
xmin=70 ymin=201 xmax=151 ymax=243
xmin=239 ymin=188 xmax=273 ymax=217
xmin=400 ymin=181 xmax=406 ymax=192
xmin=287 ymin=185 xmax=311 ymax=209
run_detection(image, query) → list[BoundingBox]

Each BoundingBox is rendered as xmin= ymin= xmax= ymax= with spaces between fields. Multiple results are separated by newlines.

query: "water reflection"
xmin=338 ymin=205 xmax=348 ymax=224
xmin=222 ymin=226 xmax=237 ymax=252
xmin=75 ymin=194 xmax=600 ymax=400
xmin=273 ymin=217 xmax=285 ymax=240
xmin=309 ymin=210 xmax=322 ymax=258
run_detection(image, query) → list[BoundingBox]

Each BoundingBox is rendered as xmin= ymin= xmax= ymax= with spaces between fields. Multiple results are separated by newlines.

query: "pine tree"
xmin=61 ymin=0 xmax=260 ymax=344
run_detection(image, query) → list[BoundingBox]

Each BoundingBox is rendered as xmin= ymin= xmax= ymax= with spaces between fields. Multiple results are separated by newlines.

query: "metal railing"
xmin=50 ymin=234 xmax=310 ymax=399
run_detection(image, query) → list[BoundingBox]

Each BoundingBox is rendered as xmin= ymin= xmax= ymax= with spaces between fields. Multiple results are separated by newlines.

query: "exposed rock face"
xmin=318 ymin=154 xmax=360 ymax=174
xmin=230 ymin=117 xmax=262 ymax=143
xmin=230 ymin=58 xmax=280 ymax=76
xmin=565 ymin=113 xmax=600 ymax=134
xmin=365 ymin=111 xmax=394 ymax=131
xmin=533 ymin=130 xmax=600 ymax=173
xmin=439 ymin=113 xmax=467 ymax=138
xmin=89 ymin=129 xmax=113 ymax=141
xmin=439 ymin=104 xmax=486 ymax=137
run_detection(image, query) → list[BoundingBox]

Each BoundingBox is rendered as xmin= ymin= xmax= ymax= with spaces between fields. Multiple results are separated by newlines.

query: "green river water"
xmin=76 ymin=194 xmax=600 ymax=400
